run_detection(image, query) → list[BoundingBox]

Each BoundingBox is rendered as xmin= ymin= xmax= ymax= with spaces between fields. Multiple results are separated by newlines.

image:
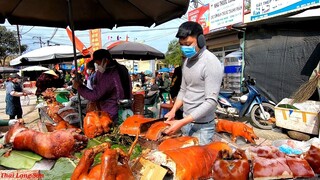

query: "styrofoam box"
xmin=275 ymin=98 xmax=320 ymax=135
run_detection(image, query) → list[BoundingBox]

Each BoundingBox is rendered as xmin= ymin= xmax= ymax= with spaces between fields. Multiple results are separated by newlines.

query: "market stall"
xmin=0 ymin=70 xmax=319 ymax=179
xmin=0 ymin=104 xmax=320 ymax=180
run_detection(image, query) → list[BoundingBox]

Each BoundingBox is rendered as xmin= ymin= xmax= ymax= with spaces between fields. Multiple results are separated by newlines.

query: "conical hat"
xmin=44 ymin=70 xmax=58 ymax=77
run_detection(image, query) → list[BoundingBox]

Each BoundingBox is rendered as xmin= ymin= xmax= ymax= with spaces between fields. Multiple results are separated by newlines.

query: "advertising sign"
xmin=209 ymin=0 xmax=244 ymax=31
xmin=188 ymin=4 xmax=210 ymax=34
xmin=250 ymin=0 xmax=320 ymax=22
xmin=90 ymin=29 xmax=102 ymax=51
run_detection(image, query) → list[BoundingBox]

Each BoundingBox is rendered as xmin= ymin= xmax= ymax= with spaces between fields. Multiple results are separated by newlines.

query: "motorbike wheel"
xmin=250 ymin=103 xmax=275 ymax=130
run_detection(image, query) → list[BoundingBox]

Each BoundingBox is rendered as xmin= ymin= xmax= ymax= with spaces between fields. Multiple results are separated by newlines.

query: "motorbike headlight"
xmin=240 ymin=95 xmax=248 ymax=103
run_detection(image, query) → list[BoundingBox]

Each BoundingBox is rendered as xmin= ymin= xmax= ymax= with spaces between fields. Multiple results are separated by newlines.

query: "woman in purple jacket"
xmin=73 ymin=49 xmax=132 ymax=124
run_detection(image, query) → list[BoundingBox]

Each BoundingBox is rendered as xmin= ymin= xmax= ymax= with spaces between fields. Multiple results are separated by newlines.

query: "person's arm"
xmin=75 ymin=72 xmax=115 ymax=101
xmin=8 ymin=84 xmax=26 ymax=97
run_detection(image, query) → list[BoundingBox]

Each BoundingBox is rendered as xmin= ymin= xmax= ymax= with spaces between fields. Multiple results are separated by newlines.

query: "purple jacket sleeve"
xmin=77 ymin=71 xmax=114 ymax=101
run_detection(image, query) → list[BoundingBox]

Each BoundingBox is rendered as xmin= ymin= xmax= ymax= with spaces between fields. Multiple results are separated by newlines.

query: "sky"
xmin=3 ymin=18 xmax=184 ymax=54
xmin=2 ymin=1 xmax=211 ymax=54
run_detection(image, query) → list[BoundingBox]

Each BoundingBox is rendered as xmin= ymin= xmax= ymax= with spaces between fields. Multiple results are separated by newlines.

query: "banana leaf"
xmin=41 ymin=157 xmax=77 ymax=180
xmin=277 ymin=104 xmax=300 ymax=110
xmin=0 ymin=150 xmax=42 ymax=169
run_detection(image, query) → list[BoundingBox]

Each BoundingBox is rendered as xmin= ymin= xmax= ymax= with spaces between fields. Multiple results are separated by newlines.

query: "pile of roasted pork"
xmin=2 ymin=111 xmax=320 ymax=179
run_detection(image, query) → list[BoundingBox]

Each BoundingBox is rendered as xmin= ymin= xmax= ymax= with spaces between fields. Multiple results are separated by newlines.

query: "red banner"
xmin=66 ymin=27 xmax=85 ymax=53
xmin=188 ymin=4 xmax=210 ymax=34
xmin=66 ymin=27 xmax=92 ymax=56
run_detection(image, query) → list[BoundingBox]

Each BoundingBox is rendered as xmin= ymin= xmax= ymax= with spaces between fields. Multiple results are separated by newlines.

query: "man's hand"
xmin=163 ymin=119 xmax=186 ymax=135
xmin=72 ymin=80 xmax=82 ymax=89
xmin=164 ymin=109 xmax=176 ymax=121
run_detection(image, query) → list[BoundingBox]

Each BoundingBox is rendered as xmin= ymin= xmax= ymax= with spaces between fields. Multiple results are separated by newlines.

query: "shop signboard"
xmin=209 ymin=0 xmax=244 ymax=32
xmin=250 ymin=0 xmax=320 ymax=22
xmin=90 ymin=29 xmax=102 ymax=52
xmin=188 ymin=4 xmax=210 ymax=34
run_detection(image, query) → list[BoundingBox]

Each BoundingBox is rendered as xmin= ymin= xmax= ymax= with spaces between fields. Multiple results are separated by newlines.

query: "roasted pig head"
xmin=212 ymin=149 xmax=250 ymax=180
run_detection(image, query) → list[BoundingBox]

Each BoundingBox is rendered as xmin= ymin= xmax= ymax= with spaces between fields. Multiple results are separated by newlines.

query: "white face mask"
xmin=95 ymin=60 xmax=107 ymax=73
xmin=94 ymin=63 xmax=99 ymax=70
xmin=86 ymin=69 xmax=91 ymax=74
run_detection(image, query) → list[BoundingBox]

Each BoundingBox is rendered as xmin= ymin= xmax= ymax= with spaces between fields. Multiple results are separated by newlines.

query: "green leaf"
xmin=0 ymin=150 xmax=42 ymax=169
xmin=41 ymin=158 xmax=78 ymax=180
xmin=131 ymin=144 xmax=142 ymax=160
xmin=277 ymin=104 xmax=300 ymax=110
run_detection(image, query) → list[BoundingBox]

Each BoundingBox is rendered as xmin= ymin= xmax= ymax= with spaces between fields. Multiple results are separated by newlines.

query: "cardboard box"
xmin=275 ymin=98 xmax=320 ymax=135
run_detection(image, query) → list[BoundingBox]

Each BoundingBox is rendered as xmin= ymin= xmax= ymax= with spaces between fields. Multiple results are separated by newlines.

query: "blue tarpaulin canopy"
xmin=158 ymin=67 xmax=171 ymax=73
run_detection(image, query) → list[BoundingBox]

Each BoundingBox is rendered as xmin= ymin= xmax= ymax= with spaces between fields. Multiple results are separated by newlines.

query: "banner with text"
xmin=90 ymin=29 xmax=102 ymax=52
xmin=250 ymin=0 xmax=320 ymax=22
xmin=209 ymin=0 xmax=244 ymax=31
xmin=188 ymin=4 xmax=210 ymax=34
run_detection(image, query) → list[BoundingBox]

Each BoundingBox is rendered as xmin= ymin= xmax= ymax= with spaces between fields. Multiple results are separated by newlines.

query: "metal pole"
xmin=67 ymin=0 xmax=83 ymax=129
xmin=16 ymin=25 xmax=21 ymax=55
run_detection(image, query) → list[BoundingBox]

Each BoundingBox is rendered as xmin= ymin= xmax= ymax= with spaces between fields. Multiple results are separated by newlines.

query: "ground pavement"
xmin=0 ymin=86 xmax=289 ymax=150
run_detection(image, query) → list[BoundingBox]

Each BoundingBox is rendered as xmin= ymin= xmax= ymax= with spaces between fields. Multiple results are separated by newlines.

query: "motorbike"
xmin=216 ymin=76 xmax=276 ymax=130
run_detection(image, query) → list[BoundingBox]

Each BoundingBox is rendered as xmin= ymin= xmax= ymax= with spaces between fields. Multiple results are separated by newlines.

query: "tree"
xmin=164 ymin=39 xmax=183 ymax=67
xmin=0 ymin=26 xmax=27 ymax=66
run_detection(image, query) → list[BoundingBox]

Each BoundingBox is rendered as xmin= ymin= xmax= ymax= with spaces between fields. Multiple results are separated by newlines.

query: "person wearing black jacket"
xmin=170 ymin=65 xmax=183 ymax=119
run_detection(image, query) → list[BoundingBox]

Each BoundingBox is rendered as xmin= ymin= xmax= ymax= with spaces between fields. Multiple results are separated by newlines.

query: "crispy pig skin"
xmin=305 ymin=145 xmax=320 ymax=174
xmin=83 ymin=111 xmax=113 ymax=138
xmin=119 ymin=115 xmax=155 ymax=136
xmin=163 ymin=142 xmax=232 ymax=180
xmin=158 ymin=136 xmax=199 ymax=151
xmin=5 ymin=122 xmax=88 ymax=159
xmin=145 ymin=121 xmax=169 ymax=141
xmin=213 ymin=149 xmax=250 ymax=180
xmin=253 ymin=156 xmax=293 ymax=179
xmin=286 ymin=156 xmax=315 ymax=178
xmin=213 ymin=159 xmax=250 ymax=180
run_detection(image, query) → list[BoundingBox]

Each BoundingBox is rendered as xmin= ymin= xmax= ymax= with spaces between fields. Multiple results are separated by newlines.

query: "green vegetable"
xmin=277 ymin=104 xmax=299 ymax=110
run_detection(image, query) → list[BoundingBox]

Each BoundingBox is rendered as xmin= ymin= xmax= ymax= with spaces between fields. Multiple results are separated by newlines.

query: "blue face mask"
xmin=180 ymin=45 xmax=197 ymax=58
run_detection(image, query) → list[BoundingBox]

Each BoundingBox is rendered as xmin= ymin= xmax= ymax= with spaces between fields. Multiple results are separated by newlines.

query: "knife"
xmin=140 ymin=117 xmax=167 ymax=134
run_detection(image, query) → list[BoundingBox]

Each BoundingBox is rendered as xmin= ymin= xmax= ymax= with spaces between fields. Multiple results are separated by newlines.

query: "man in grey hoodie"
xmin=164 ymin=21 xmax=223 ymax=145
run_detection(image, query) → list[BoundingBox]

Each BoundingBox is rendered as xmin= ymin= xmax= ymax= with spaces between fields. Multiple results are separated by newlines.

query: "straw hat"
xmin=44 ymin=70 xmax=58 ymax=77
